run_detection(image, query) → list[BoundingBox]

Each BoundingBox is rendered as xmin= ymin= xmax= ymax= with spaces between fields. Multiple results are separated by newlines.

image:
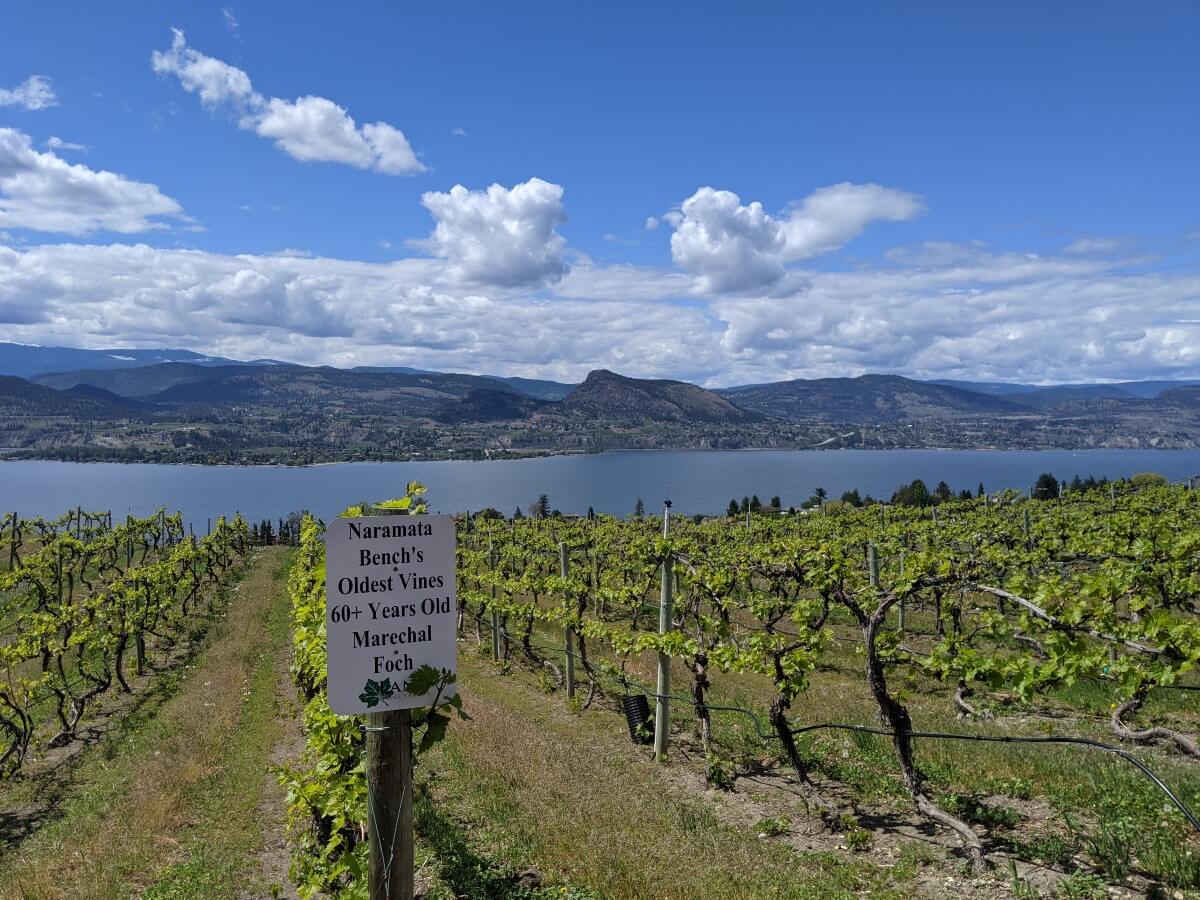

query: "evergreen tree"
xmin=891 ymin=479 xmax=933 ymax=507
xmin=1033 ymin=473 xmax=1059 ymax=500
xmin=934 ymin=481 xmax=953 ymax=504
xmin=740 ymin=497 xmax=750 ymax=514
xmin=727 ymin=499 xmax=740 ymax=517
xmin=634 ymin=497 xmax=645 ymax=517
xmin=749 ymin=495 xmax=762 ymax=512
xmin=977 ymin=482 xmax=986 ymax=498
xmin=513 ymin=506 xmax=524 ymax=519
xmin=770 ymin=495 xmax=781 ymax=509
xmin=840 ymin=488 xmax=862 ymax=507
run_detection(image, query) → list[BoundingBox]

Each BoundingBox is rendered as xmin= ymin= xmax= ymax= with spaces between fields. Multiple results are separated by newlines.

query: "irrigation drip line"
xmin=789 ymin=722 xmax=1200 ymax=834
xmin=457 ymin=605 xmax=1200 ymax=835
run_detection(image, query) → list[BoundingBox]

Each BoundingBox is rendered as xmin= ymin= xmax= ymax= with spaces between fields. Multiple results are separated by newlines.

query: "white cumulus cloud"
xmin=669 ymin=182 xmax=924 ymax=292
xmin=419 ymin=178 xmax=568 ymax=287
xmin=151 ymin=29 xmax=424 ymax=175
xmin=670 ymin=188 xmax=788 ymax=293
xmin=0 ymin=128 xmax=187 ymax=235
xmin=780 ymin=182 xmax=925 ymax=259
xmin=151 ymin=30 xmax=255 ymax=107
xmin=0 ymin=75 xmax=58 ymax=111
xmin=0 ymin=237 xmax=1197 ymax=386
xmin=45 ymin=136 xmax=87 ymax=152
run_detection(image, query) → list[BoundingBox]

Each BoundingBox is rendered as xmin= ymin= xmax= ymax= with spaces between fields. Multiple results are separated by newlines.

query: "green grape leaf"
xmin=418 ymin=711 xmax=450 ymax=754
xmin=403 ymin=664 xmax=443 ymax=696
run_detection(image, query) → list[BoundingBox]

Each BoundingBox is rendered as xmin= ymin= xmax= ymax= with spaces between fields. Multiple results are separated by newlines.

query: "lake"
xmin=2 ymin=449 xmax=1199 ymax=527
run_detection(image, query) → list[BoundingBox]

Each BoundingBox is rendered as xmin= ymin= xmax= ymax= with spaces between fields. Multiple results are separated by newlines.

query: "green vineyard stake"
xmin=654 ymin=500 xmax=673 ymax=761
xmin=561 ymin=541 xmax=575 ymax=701
xmin=489 ymin=544 xmax=500 ymax=662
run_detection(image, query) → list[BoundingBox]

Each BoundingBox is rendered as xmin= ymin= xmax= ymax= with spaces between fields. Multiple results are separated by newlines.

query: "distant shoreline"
xmin=2 ymin=444 xmax=1197 ymax=469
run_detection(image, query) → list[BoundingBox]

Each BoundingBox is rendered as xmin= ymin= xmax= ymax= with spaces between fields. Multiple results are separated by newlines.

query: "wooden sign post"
xmin=325 ymin=507 xmax=458 ymax=900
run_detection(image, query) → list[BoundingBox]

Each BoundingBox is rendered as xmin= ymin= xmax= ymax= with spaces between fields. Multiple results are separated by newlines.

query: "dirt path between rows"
xmin=241 ymin=628 xmax=306 ymax=899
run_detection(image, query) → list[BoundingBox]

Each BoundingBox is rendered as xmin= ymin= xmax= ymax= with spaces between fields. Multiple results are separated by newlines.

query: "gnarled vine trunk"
xmin=863 ymin=611 xmax=985 ymax=871
xmin=1111 ymin=685 xmax=1200 ymax=759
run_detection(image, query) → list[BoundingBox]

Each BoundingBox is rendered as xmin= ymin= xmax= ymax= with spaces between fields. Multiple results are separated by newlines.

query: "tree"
xmin=959 ymin=489 xmax=973 ymax=501
xmin=934 ymin=481 xmax=953 ymax=504
xmin=749 ymin=495 xmax=762 ymax=512
xmin=740 ymin=497 xmax=750 ymax=514
xmin=587 ymin=506 xmax=595 ymax=520
xmin=801 ymin=486 xmax=830 ymax=510
xmin=727 ymin=499 xmax=740 ymax=517
xmin=1032 ymin=473 xmax=1059 ymax=500
xmin=528 ymin=494 xmax=551 ymax=519
xmin=891 ymin=479 xmax=932 ymax=507
xmin=513 ymin=506 xmax=524 ymax=520
xmin=1130 ymin=471 xmax=1167 ymax=487
xmin=634 ymin=497 xmax=645 ymax=517
xmin=770 ymin=495 xmax=781 ymax=509
xmin=977 ymin=482 xmax=986 ymax=499
xmin=840 ymin=488 xmax=862 ymax=507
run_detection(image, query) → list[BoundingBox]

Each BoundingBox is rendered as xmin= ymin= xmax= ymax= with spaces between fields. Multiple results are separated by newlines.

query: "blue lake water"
xmin=2 ymin=449 xmax=1198 ymax=527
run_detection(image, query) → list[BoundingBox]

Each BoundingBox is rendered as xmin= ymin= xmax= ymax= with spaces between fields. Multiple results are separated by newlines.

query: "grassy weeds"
xmin=0 ymin=548 xmax=294 ymax=900
xmin=418 ymin=654 xmax=917 ymax=900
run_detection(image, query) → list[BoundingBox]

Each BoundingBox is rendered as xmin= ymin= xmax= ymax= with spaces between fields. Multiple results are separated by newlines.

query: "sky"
xmin=1 ymin=1 xmax=1199 ymax=386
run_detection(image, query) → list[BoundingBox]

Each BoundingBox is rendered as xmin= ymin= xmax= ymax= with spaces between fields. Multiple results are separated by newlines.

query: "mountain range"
xmin=3 ymin=341 xmax=1200 ymax=461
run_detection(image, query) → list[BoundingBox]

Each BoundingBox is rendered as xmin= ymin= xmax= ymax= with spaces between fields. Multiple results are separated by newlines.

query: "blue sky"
xmin=1 ymin=2 xmax=1198 ymax=384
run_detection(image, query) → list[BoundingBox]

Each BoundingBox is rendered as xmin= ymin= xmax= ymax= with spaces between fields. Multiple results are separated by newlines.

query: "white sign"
xmin=324 ymin=514 xmax=457 ymax=715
